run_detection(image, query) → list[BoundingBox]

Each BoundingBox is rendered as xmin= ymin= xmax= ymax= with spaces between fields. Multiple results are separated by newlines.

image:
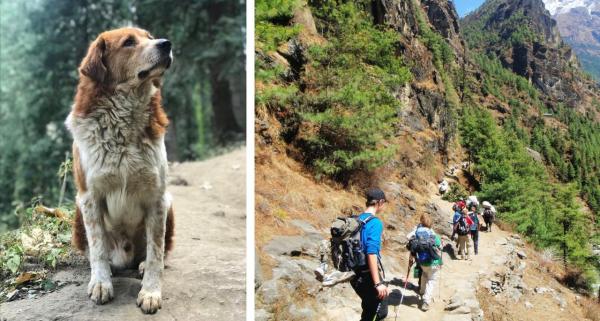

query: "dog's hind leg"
xmin=136 ymin=193 xmax=168 ymax=314
xmin=164 ymin=205 xmax=175 ymax=255
xmin=79 ymin=193 xmax=114 ymax=305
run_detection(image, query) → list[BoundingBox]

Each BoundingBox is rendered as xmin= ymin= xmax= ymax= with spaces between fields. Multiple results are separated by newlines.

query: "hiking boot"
xmin=421 ymin=302 xmax=430 ymax=311
xmin=314 ymin=263 xmax=327 ymax=281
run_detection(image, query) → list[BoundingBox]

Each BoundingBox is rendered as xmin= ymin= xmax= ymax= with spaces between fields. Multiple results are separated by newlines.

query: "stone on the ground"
xmin=259 ymin=279 xmax=279 ymax=305
xmin=255 ymin=308 xmax=273 ymax=321
xmin=449 ymin=306 xmax=471 ymax=314
xmin=264 ymin=235 xmax=319 ymax=257
xmin=554 ymin=295 xmax=567 ymax=309
xmin=517 ymin=251 xmax=527 ymax=259
xmin=288 ymin=304 xmax=316 ymax=319
xmin=442 ymin=315 xmax=472 ymax=321
xmin=525 ymin=301 xmax=534 ymax=309
xmin=290 ymin=220 xmax=320 ymax=235
xmin=255 ymin=255 xmax=263 ymax=289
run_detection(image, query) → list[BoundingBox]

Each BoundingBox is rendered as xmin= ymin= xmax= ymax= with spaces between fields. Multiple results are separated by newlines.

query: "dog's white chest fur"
xmin=66 ymin=91 xmax=167 ymax=230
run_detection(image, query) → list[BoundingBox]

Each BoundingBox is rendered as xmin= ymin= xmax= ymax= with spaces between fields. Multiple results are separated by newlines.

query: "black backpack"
xmin=456 ymin=217 xmax=470 ymax=236
xmin=330 ymin=214 xmax=375 ymax=272
xmin=407 ymin=227 xmax=440 ymax=264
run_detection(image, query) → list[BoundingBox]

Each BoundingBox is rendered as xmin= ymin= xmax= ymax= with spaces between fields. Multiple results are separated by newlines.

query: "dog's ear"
xmin=79 ymin=37 xmax=107 ymax=83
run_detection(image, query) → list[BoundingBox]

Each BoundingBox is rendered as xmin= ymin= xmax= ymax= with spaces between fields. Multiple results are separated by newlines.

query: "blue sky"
xmin=453 ymin=0 xmax=486 ymax=17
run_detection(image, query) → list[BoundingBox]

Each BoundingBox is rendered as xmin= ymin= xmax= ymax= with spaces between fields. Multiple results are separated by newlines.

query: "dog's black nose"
xmin=157 ymin=39 xmax=171 ymax=52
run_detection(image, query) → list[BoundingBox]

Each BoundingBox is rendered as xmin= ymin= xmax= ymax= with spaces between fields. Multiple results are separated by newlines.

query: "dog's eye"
xmin=123 ymin=37 xmax=136 ymax=47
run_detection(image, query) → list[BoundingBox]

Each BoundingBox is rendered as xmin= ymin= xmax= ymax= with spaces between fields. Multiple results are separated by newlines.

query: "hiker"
xmin=407 ymin=214 xmax=442 ymax=311
xmin=468 ymin=205 xmax=482 ymax=255
xmin=438 ymin=179 xmax=449 ymax=195
xmin=482 ymin=201 xmax=496 ymax=232
xmin=466 ymin=195 xmax=479 ymax=209
xmin=349 ymin=188 xmax=389 ymax=321
xmin=454 ymin=208 xmax=474 ymax=260
xmin=450 ymin=200 xmax=465 ymax=244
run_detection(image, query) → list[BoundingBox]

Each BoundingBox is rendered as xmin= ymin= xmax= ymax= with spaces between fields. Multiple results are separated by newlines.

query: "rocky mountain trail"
xmin=256 ymin=181 xmax=597 ymax=320
xmin=0 ymin=148 xmax=246 ymax=321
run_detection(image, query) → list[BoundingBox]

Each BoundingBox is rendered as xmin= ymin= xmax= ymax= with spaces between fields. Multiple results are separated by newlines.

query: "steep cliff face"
xmin=462 ymin=0 xmax=600 ymax=113
xmin=371 ymin=0 xmax=467 ymax=154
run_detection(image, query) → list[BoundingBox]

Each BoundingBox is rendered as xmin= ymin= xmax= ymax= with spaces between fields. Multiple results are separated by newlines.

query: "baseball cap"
xmin=366 ymin=188 xmax=386 ymax=203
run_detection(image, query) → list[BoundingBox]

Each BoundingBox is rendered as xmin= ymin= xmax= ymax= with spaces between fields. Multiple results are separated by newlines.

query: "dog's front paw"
xmin=87 ymin=280 xmax=114 ymax=305
xmin=137 ymin=289 xmax=162 ymax=314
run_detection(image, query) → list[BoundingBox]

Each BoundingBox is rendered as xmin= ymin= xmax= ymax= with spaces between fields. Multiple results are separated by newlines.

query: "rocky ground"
xmin=256 ymin=182 xmax=594 ymax=321
xmin=0 ymin=148 xmax=246 ymax=321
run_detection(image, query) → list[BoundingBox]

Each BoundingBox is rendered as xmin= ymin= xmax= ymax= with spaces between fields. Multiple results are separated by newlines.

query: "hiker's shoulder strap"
xmin=359 ymin=213 xmax=376 ymax=225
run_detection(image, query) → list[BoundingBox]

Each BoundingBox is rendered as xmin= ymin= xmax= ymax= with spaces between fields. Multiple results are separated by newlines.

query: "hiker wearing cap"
xmin=468 ymin=205 xmax=482 ymax=255
xmin=454 ymin=208 xmax=474 ymax=260
xmin=407 ymin=214 xmax=442 ymax=311
xmin=350 ymin=188 xmax=389 ymax=321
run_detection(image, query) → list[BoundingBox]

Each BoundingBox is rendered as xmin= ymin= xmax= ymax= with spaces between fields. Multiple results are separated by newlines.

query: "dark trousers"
xmin=351 ymin=271 xmax=388 ymax=321
xmin=484 ymin=218 xmax=493 ymax=231
xmin=470 ymin=230 xmax=479 ymax=254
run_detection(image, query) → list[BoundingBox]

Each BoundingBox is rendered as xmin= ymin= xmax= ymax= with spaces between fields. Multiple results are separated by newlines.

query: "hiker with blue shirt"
xmin=350 ymin=188 xmax=389 ymax=321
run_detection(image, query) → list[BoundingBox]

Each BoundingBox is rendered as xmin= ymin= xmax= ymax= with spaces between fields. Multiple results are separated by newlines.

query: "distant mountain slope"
xmin=543 ymin=0 xmax=600 ymax=81
xmin=462 ymin=0 xmax=600 ymax=113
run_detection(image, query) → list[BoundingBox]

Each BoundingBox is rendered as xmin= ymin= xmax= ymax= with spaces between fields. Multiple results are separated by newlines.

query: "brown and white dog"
xmin=65 ymin=27 xmax=174 ymax=314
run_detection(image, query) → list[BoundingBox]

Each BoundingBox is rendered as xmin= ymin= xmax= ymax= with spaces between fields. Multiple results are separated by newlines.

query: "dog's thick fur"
xmin=66 ymin=27 xmax=174 ymax=314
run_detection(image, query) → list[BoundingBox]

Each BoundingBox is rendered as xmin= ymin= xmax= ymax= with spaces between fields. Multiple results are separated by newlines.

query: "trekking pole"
xmin=372 ymin=302 xmax=381 ymax=321
xmin=399 ymin=262 xmax=413 ymax=306
xmin=439 ymin=240 xmax=443 ymax=300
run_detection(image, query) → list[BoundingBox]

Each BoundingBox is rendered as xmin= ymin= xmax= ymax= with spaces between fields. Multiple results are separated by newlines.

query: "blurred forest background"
xmin=0 ymin=0 xmax=246 ymax=231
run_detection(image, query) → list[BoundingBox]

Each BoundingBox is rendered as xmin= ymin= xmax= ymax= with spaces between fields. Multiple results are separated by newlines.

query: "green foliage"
xmin=256 ymin=0 xmax=301 ymax=51
xmin=473 ymin=52 xmax=540 ymax=103
xmin=460 ymin=105 xmax=598 ymax=290
xmin=462 ymin=5 xmax=540 ymax=49
xmin=577 ymin=51 xmax=600 ymax=82
xmin=256 ymin=0 xmax=411 ymax=181
xmin=442 ymin=183 xmax=468 ymax=202
xmin=299 ymin=1 xmax=410 ymax=180
xmin=0 ymin=199 xmax=73 ymax=278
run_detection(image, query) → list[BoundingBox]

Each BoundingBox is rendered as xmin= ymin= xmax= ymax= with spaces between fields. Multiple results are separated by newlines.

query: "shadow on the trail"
xmin=388 ymin=278 xmax=419 ymax=292
xmin=387 ymin=287 xmax=420 ymax=307
xmin=443 ymin=243 xmax=458 ymax=260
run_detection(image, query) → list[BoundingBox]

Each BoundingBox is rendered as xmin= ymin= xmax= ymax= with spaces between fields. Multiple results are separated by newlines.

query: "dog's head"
xmin=79 ymin=27 xmax=172 ymax=88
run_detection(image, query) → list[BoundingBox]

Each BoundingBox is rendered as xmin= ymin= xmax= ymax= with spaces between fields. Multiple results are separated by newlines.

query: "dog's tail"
xmin=72 ymin=204 xmax=88 ymax=252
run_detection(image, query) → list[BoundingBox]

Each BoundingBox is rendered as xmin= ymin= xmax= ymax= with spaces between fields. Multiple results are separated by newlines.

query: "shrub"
xmin=442 ymin=183 xmax=468 ymax=202
xmin=297 ymin=1 xmax=411 ymax=180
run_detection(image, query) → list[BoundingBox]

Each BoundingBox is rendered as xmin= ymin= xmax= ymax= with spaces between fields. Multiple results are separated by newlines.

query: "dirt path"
xmin=323 ymin=187 xmax=513 ymax=321
xmin=0 ymin=148 xmax=246 ymax=321
xmin=382 ymin=192 xmax=511 ymax=321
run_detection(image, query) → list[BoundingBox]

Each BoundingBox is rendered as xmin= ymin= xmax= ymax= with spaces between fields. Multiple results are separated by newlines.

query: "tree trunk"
xmin=209 ymin=71 xmax=243 ymax=144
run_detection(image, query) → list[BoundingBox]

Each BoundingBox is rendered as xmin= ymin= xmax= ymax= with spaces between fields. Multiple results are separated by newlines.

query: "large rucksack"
xmin=407 ymin=227 xmax=440 ymax=264
xmin=483 ymin=208 xmax=495 ymax=222
xmin=456 ymin=217 xmax=470 ymax=236
xmin=330 ymin=214 xmax=375 ymax=272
